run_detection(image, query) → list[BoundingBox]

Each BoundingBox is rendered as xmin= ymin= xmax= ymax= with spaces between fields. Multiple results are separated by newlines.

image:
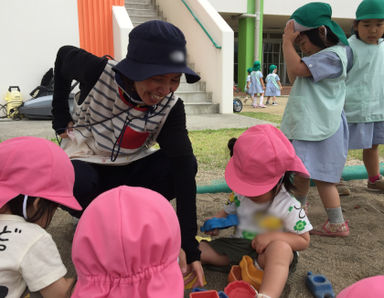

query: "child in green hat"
xmin=344 ymin=0 xmax=384 ymax=192
xmin=249 ymin=61 xmax=266 ymax=108
xmin=280 ymin=2 xmax=352 ymax=237
xmin=265 ymin=65 xmax=282 ymax=105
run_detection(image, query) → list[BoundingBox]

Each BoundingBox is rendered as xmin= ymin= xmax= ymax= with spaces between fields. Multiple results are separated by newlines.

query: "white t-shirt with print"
xmin=0 ymin=214 xmax=67 ymax=298
xmin=224 ymin=186 xmax=312 ymax=240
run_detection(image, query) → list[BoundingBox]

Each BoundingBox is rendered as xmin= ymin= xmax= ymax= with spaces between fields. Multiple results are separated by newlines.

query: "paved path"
xmin=0 ymin=113 xmax=275 ymax=140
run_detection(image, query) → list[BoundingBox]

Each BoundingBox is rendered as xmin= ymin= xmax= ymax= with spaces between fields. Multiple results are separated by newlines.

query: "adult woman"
xmin=51 ymin=20 xmax=204 ymax=286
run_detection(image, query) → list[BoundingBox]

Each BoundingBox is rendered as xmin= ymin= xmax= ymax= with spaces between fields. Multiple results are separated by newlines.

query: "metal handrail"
xmin=180 ymin=0 xmax=222 ymax=49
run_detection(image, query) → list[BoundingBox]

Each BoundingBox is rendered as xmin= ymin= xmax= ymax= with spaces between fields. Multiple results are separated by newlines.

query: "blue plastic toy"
xmin=306 ymin=271 xmax=335 ymax=298
xmin=200 ymin=214 xmax=238 ymax=232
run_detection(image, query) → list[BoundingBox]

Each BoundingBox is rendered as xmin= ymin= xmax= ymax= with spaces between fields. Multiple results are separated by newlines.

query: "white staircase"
xmin=124 ymin=0 xmax=219 ymax=114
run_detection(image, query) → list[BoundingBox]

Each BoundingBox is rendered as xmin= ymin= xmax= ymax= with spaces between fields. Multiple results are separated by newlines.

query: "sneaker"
xmin=310 ymin=220 xmax=349 ymax=237
xmin=272 ymin=102 xmax=278 ymax=105
xmin=367 ymin=176 xmax=384 ymax=192
xmin=259 ymin=104 xmax=266 ymax=108
xmin=252 ymin=104 xmax=258 ymax=108
xmin=265 ymin=101 xmax=270 ymax=105
xmin=337 ymin=180 xmax=351 ymax=196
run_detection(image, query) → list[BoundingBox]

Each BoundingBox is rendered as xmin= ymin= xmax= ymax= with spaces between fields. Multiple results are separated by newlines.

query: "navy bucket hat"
xmin=113 ymin=20 xmax=200 ymax=83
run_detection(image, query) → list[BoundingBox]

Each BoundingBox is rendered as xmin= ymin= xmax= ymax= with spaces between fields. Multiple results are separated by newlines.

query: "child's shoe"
xmin=258 ymin=104 xmax=266 ymax=108
xmin=337 ymin=179 xmax=351 ymax=196
xmin=265 ymin=100 xmax=270 ymax=105
xmin=272 ymin=102 xmax=278 ymax=105
xmin=367 ymin=176 xmax=384 ymax=192
xmin=310 ymin=220 xmax=349 ymax=237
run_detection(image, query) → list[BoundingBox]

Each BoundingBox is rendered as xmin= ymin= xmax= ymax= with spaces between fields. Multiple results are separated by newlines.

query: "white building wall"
xmin=207 ymin=0 xmax=247 ymax=14
xmin=0 ymin=0 xmax=79 ymax=108
xmin=264 ymin=0 xmax=360 ymax=18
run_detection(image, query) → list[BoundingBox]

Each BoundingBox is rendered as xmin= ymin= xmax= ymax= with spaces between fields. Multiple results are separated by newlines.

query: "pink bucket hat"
xmin=337 ymin=276 xmax=384 ymax=298
xmin=0 ymin=136 xmax=81 ymax=210
xmin=225 ymin=124 xmax=309 ymax=197
xmin=71 ymin=186 xmax=183 ymax=298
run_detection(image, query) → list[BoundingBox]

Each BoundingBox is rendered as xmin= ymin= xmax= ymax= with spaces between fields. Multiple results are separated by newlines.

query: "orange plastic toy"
xmin=239 ymin=255 xmax=264 ymax=291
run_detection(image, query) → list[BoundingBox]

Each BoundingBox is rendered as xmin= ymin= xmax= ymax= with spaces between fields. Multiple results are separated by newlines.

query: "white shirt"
xmin=0 ymin=214 xmax=66 ymax=297
xmin=224 ymin=186 xmax=312 ymax=240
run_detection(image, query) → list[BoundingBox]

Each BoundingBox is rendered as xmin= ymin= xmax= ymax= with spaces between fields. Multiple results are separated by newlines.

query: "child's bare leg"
xmin=199 ymin=241 xmax=230 ymax=266
xmin=292 ymin=175 xmax=310 ymax=206
xmin=266 ymin=97 xmax=271 ymax=104
xmin=312 ymin=180 xmax=348 ymax=236
xmin=252 ymin=94 xmax=258 ymax=108
xmin=314 ymin=180 xmax=341 ymax=209
xmin=257 ymin=240 xmax=293 ymax=298
xmin=272 ymin=96 xmax=277 ymax=104
xmin=363 ymin=145 xmax=380 ymax=177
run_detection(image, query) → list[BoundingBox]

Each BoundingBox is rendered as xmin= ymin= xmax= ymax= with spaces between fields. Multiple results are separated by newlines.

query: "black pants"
xmin=65 ymin=150 xmax=175 ymax=217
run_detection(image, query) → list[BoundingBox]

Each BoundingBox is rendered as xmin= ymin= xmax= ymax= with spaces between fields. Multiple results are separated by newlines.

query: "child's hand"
xmin=205 ymin=228 xmax=220 ymax=236
xmin=251 ymin=233 xmax=274 ymax=254
xmin=283 ymin=20 xmax=300 ymax=45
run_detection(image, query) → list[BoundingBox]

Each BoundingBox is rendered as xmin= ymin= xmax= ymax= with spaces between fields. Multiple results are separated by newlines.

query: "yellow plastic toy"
xmin=4 ymin=86 xmax=23 ymax=119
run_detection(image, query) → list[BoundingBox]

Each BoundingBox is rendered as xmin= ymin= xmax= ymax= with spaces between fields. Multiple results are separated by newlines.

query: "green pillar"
xmin=237 ymin=0 xmax=255 ymax=92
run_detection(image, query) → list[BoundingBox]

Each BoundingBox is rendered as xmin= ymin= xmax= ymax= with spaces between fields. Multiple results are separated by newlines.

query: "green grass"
xmin=189 ymin=128 xmax=245 ymax=173
xmin=240 ymin=111 xmax=282 ymax=124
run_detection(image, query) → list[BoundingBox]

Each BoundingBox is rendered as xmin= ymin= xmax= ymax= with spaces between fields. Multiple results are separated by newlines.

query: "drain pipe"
xmin=239 ymin=0 xmax=263 ymax=62
xmin=254 ymin=0 xmax=261 ymax=61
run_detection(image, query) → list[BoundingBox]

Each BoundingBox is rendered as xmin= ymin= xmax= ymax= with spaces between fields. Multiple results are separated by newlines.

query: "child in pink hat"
xmin=0 ymin=136 xmax=82 ymax=298
xmin=337 ymin=275 xmax=384 ymax=298
xmin=199 ymin=124 xmax=312 ymax=298
xmin=71 ymin=186 xmax=184 ymax=298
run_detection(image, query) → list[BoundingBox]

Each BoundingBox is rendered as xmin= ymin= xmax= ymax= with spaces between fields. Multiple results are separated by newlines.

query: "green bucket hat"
xmin=247 ymin=67 xmax=253 ymax=73
xmin=356 ymin=0 xmax=384 ymax=20
xmin=252 ymin=61 xmax=261 ymax=71
xmin=290 ymin=2 xmax=349 ymax=45
xmin=269 ymin=64 xmax=277 ymax=73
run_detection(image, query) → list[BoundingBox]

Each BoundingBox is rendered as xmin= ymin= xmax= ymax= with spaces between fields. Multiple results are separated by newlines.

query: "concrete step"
xmin=126 ymin=8 xmax=159 ymax=17
xmin=174 ymin=91 xmax=212 ymax=103
xmin=184 ymin=103 xmax=220 ymax=115
xmin=130 ymin=15 xmax=163 ymax=25
xmin=178 ymin=81 xmax=206 ymax=92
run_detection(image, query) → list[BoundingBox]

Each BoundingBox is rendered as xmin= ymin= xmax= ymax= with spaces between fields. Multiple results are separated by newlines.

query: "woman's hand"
xmin=183 ymin=260 xmax=206 ymax=288
xmin=59 ymin=121 xmax=74 ymax=138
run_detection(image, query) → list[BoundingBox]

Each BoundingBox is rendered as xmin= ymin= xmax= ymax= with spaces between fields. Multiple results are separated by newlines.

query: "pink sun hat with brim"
xmin=0 ymin=136 xmax=81 ymax=210
xmin=337 ymin=275 xmax=384 ymax=298
xmin=225 ymin=124 xmax=309 ymax=197
xmin=71 ymin=186 xmax=183 ymax=298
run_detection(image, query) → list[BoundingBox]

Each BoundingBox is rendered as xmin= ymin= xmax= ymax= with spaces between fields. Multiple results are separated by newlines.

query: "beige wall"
xmin=0 ymin=0 xmax=79 ymax=109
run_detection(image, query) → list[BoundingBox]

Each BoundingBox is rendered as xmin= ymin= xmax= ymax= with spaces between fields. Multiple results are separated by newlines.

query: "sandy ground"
xmin=22 ymin=95 xmax=384 ymax=297
xmin=43 ymin=177 xmax=384 ymax=297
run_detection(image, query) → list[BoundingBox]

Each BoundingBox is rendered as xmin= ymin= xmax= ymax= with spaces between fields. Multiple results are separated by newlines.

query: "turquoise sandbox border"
xmin=196 ymin=164 xmax=384 ymax=194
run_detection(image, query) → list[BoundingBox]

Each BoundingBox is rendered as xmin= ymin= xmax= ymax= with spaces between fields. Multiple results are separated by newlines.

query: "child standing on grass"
xmin=344 ymin=0 xmax=384 ymax=191
xmin=249 ymin=61 xmax=266 ymax=108
xmin=0 ymin=137 xmax=82 ymax=298
xmin=265 ymin=65 xmax=283 ymax=105
xmin=199 ymin=124 xmax=312 ymax=298
xmin=281 ymin=2 xmax=352 ymax=237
